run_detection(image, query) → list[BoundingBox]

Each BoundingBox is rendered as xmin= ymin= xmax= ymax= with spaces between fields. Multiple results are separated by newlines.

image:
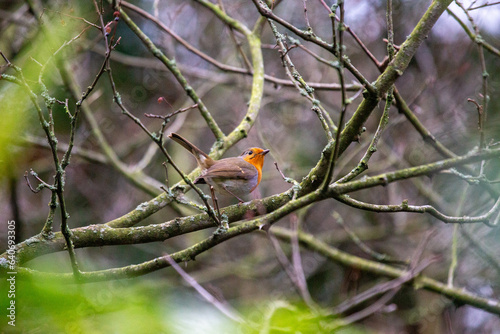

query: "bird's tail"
xmin=168 ymin=133 xmax=213 ymax=167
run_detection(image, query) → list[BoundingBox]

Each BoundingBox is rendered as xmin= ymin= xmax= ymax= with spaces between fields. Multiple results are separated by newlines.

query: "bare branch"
xmin=163 ymin=253 xmax=245 ymax=323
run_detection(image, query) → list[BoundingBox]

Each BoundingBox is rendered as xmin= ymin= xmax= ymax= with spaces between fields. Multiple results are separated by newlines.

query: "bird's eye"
xmin=247 ymin=150 xmax=253 ymax=155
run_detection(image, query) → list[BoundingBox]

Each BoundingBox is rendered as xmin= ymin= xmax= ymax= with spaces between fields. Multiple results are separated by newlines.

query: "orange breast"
xmin=242 ymin=150 xmax=266 ymax=185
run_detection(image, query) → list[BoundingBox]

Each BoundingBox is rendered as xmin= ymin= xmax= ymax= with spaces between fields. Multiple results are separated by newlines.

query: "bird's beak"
xmin=261 ymin=149 xmax=270 ymax=155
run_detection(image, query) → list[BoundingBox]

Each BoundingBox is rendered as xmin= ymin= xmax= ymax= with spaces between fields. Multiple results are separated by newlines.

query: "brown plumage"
xmin=168 ymin=133 xmax=269 ymax=200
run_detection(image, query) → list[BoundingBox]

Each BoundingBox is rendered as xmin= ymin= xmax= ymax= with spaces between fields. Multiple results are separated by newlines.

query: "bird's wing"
xmin=198 ymin=158 xmax=256 ymax=181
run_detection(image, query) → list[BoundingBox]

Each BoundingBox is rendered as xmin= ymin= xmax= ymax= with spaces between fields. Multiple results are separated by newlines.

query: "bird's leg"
xmin=210 ymin=186 xmax=222 ymax=223
xmin=222 ymin=185 xmax=245 ymax=203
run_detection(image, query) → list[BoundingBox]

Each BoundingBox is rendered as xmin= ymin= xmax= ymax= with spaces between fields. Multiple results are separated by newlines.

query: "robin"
xmin=168 ymin=133 xmax=269 ymax=203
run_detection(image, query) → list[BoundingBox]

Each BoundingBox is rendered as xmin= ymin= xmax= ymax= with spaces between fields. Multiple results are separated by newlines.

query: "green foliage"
xmin=0 ymin=8 xmax=80 ymax=181
xmin=250 ymin=302 xmax=332 ymax=333
xmin=0 ymin=273 xmax=372 ymax=333
xmin=240 ymin=300 xmax=368 ymax=334
xmin=0 ymin=278 xmax=172 ymax=333
xmin=0 ymin=83 xmax=31 ymax=179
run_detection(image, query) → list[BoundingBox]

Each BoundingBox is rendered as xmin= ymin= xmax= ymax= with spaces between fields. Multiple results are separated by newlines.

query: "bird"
xmin=168 ymin=132 xmax=269 ymax=203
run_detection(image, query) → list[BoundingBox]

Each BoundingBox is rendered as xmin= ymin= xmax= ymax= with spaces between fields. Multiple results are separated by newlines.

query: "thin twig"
xmin=0 ymin=50 xmax=12 ymax=66
xmin=469 ymin=1 xmax=500 ymax=10
xmin=289 ymin=214 xmax=317 ymax=309
xmin=100 ymin=37 xmax=221 ymax=226
xmin=468 ymin=98 xmax=485 ymax=151
xmin=447 ymin=185 xmax=467 ymax=287
xmin=163 ymin=253 xmax=245 ymax=323
xmin=335 ymin=229 xmax=437 ymax=321
xmin=118 ymin=2 xmax=225 ymax=140
xmin=334 ymin=193 xmax=500 ymax=226
xmin=269 ymin=21 xmax=335 ymax=141
xmin=267 ymin=225 xmax=318 ymax=310
xmin=335 ymin=256 xmax=437 ymax=316
xmin=456 ymin=1 xmax=488 ymax=151
xmin=302 ymin=0 xmax=311 ymax=29
xmin=250 ymin=0 xmax=376 ymax=94
xmin=274 ymin=162 xmax=301 ymax=200
xmin=92 ymin=42 xmax=363 ymax=91
xmin=336 ymin=87 xmax=392 ymax=183
xmin=24 ymin=169 xmax=56 ymax=193
xmin=217 ymin=0 xmax=253 ymax=71
xmin=332 ymin=211 xmax=404 ymax=264
xmin=145 ymin=103 xmax=198 ymax=144
xmin=321 ymin=1 xmax=348 ymax=192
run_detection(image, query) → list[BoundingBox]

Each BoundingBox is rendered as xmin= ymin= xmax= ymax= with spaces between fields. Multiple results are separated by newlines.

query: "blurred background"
xmin=1 ymin=0 xmax=500 ymax=332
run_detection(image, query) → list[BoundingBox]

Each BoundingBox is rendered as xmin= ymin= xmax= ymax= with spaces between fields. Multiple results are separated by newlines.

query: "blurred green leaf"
xmin=0 ymin=6 xmax=82 ymax=180
xmin=1 ymin=277 xmax=174 ymax=334
xmin=0 ymin=82 xmax=31 ymax=179
xmin=240 ymin=300 xmax=369 ymax=334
